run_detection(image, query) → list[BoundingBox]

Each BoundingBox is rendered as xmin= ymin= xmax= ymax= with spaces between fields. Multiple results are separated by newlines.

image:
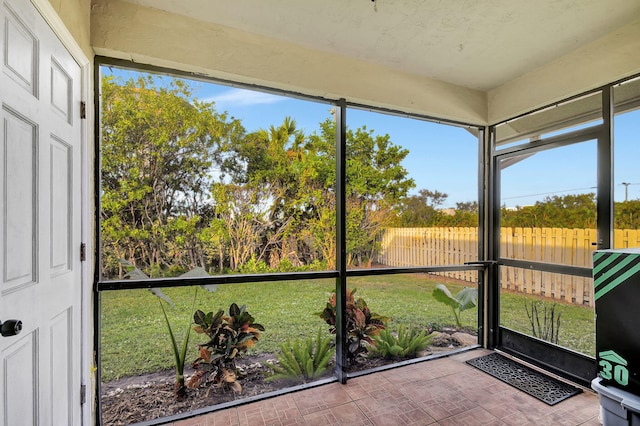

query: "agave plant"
xmin=266 ymin=328 xmax=334 ymax=383
xmin=188 ymin=303 xmax=264 ymax=393
xmin=370 ymin=325 xmax=433 ymax=360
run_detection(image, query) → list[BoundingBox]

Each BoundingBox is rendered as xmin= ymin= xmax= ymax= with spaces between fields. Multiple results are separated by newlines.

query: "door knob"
xmin=0 ymin=319 xmax=22 ymax=337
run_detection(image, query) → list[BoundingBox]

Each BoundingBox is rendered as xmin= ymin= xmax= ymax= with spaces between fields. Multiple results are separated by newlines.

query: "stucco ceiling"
xmin=123 ymin=0 xmax=640 ymax=92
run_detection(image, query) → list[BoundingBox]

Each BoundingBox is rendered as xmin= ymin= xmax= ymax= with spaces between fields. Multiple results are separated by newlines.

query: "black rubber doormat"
xmin=466 ymin=352 xmax=582 ymax=405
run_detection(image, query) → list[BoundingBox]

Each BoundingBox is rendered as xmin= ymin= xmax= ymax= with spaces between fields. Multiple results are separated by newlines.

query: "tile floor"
xmin=170 ymin=349 xmax=602 ymax=426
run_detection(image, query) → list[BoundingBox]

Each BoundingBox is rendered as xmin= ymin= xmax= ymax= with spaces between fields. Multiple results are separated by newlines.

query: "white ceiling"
xmin=124 ymin=0 xmax=640 ymax=92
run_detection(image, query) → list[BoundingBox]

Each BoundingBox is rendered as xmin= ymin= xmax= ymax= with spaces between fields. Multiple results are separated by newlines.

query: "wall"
xmin=45 ymin=0 xmax=92 ymax=58
xmin=89 ymin=0 xmax=487 ymax=125
xmin=489 ymin=17 xmax=640 ymax=124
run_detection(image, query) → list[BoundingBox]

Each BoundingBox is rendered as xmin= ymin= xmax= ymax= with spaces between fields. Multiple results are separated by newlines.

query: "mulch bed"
xmin=101 ymin=331 xmax=476 ymax=425
xmin=100 ymin=355 xmax=390 ymax=426
xmin=101 ymin=355 xmax=284 ymax=425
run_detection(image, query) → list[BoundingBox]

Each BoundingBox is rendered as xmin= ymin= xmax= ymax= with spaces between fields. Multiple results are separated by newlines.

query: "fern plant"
xmin=370 ymin=325 xmax=433 ymax=360
xmin=266 ymin=328 xmax=335 ymax=383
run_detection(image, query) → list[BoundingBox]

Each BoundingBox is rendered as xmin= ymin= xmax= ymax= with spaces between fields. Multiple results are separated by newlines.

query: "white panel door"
xmin=0 ymin=0 xmax=82 ymax=424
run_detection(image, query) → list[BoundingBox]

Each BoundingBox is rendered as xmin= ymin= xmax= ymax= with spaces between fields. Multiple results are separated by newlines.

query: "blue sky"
xmin=206 ymin=86 xmax=480 ymax=207
xmin=102 ymin=66 xmax=640 ymax=208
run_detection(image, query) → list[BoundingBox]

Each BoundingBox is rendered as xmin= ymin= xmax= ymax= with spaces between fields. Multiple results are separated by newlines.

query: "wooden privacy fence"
xmin=375 ymin=227 xmax=480 ymax=283
xmin=376 ymin=227 xmax=640 ymax=307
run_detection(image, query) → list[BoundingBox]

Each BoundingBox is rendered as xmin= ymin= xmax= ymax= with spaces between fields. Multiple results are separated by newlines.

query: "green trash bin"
xmin=594 ymin=248 xmax=640 ymax=395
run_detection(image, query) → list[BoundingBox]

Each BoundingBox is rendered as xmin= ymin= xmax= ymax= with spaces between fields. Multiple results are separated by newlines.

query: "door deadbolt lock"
xmin=0 ymin=319 xmax=22 ymax=337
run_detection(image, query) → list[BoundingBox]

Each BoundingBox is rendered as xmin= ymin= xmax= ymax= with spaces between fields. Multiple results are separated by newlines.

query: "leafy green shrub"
xmin=238 ymin=257 xmax=329 ymax=273
xmin=319 ymin=288 xmax=389 ymax=364
xmin=370 ymin=325 xmax=433 ymax=360
xmin=432 ymin=284 xmax=478 ymax=328
xmin=188 ymin=303 xmax=264 ymax=393
xmin=266 ymin=328 xmax=335 ymax=383
xmin=237 ymin=257 xmax=271 ymax=274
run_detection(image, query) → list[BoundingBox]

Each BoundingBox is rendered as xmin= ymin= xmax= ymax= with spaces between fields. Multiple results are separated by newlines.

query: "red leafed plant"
xmin=318 ymin=288 xmax=389 ymax=364
xmin=188 ymin=303 xmax=264 ymax=394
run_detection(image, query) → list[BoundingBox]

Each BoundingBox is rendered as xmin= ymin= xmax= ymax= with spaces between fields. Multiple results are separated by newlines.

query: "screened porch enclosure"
xmin=79 ymin=1 xmax=640 ymax=424
xmin=96 ymin=60 xmax=485 ymax=424
xmin=5 ymin=1 xmax=640 ymax=425
xmin=96 ymin=55 xmax=640 ymax=423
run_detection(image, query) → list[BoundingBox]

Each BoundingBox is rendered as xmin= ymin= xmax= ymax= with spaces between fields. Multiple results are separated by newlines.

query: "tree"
xmin=209 ymin=183 xmax=270 ymax=270
xmin=219 ymin=117 xmax=414 ymax=269
xmin=456 ymin=201 xmax=478 ymax=212
xmin=220 ymin=117 xmax=328 ymax=268
xmin=318 ymin=120 xmax=414 ymax=267
xmin=399 ymin=189 xmax=449 ymax=227
xmin=102 ymin=75 xmax=415 ymax=274
xmin=100 ymin=75 xmax=245 ymax=278
xmin=501 ymin=193 xmax=596 ymax=228
xmin=615 ymin=200 xmax=640 ymax=229
xmin=438 ymin=201 xmax=479 ymax=227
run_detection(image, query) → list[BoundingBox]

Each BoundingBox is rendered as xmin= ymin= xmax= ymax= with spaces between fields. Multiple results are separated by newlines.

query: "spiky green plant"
xmin=157 ymin=291 xmax=196 ymax=397
xmin=370 ymin=325 xmax=433 ymax=359
xmin=119 ymin=259 xmax=217 ymax=398
xmin=267 ymin=328 xmax=335 ymax=383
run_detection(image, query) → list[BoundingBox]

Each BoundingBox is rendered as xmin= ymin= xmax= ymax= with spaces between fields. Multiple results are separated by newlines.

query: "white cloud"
xmin=207 ymin=88 xmax=285 ymax=108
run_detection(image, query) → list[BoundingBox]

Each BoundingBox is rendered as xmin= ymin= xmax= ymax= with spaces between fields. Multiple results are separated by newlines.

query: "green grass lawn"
xmin=499 ymin=291 xmax=595 ymax=355
xmin=100 ymin=274 xmax=594 ymax=382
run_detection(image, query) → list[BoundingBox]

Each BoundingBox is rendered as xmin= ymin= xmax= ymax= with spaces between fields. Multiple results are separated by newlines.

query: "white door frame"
xmin=28 ymin=1 xmax=93 ymax=424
